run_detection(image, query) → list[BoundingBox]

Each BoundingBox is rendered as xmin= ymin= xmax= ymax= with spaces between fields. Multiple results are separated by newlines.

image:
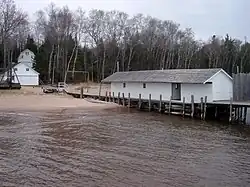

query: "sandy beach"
xmin=0 ymin=86 xmax=117 ymax=111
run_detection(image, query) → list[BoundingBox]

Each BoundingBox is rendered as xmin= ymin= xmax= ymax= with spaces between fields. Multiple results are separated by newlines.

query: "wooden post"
xmin=80 ymin=87 xmax=83 ymax=99
xmin=239 ymin=107 xmax=243 ymax=122
xmin=138 ymin=94 xmax=142 ymax=109
xmin=204 ymin=96 xmax=207 ymax=120
xmin=108 ymin=92 xmax=111 ymax=102
xmin=128 ymin=93 xmax=131 ymax=108
xmin=215 ymin=107 xmax=218 ymax=119
xmin=168 ymin=96 xmax=172 ymax=114
xmin=122 ymin=93 xmax=125 ymax=106
xmin=112 ymin=92 xmax=115 ymax=102
xmin=182 ymin=97 xmax=185 ymax=117
xmin=236 ymin=107 xmax=240 ymax=123
xmin=149 ymin=94 xmax=152 ymax=111
xmin=243 ymin=107 xmax=248 ymax=124
xmin=118 ymin=92 xmax=120 ymax=105
xmin=191 ymin=95 xmax=194 ymax=118
xmin=200 ymin=97 xmax=204 ymax=120
xmin=229 ymin=97 xmax=233 ymax=123
xmin=105 ymin=91 xmax=108 ymax=102
xmin=159 ymin=94 xmax=162 ymax=113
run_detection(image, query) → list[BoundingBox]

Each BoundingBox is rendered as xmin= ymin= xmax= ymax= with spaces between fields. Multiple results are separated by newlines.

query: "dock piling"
xmin=168 ymin=96 xmax=172 ymax=114
xmin=105 ymin=91 xmax=108 ymax=102
xmin=191 ymin=95 xmax=194 ymax=118
xmin=80 ymin=87 xmax=83 ymax=98
xmin=200 ymin=97 xmax=204 ymax=120
xmin=112 ymin=92 xmax=115 ymax=102
xmin=122 ymin=93 xmax=125 ymax=106
xmin=159 ymin=94 xmax=162 ymax=113
xmin=149 ymin=94 xmax=152 ymax=111
xmin=138 ymin=94 xmax=142 ymax=109
xmin=243 ymin=107 xmax=248 ymax=124
xmin=128 ymin=93 xmax=131 ymax=108
xmin=182 ymin=97 xmax=185 ymax=117
xmin=118 ymin=92 xmax=120 ymax=105
xmin=204 ymin=96 xmax=207 ymax=120
xmin=229 ymin=97 xmax=233 ymax=123
xmin=109 ymin=92 xmax=111 ymax=102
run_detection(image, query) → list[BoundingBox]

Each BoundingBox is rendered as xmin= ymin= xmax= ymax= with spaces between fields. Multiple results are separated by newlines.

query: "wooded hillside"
xmin=0 ymin=0 xmax=249 ymax=83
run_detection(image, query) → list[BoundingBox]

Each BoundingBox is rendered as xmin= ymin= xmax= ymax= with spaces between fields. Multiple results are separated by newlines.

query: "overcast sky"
xmin=15 ymin=0 xmax=248 ymax=41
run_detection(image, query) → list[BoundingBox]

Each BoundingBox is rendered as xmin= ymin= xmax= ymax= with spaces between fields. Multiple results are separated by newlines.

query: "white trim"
xmin=204 ymin=69 xmax=232 ymax=84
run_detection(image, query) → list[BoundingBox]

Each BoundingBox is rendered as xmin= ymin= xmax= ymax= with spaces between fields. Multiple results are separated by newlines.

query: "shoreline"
xmin=0 ymin=87 xmax=118 ymax=112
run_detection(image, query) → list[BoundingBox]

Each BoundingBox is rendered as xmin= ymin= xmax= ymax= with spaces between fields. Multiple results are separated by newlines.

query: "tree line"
xmin=0 ymin=0 xmax=249 ymax=84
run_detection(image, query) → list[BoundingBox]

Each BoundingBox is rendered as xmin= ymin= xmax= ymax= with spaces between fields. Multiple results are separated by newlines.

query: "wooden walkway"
xmin=64 ymin=88 xmax=250 ymax=125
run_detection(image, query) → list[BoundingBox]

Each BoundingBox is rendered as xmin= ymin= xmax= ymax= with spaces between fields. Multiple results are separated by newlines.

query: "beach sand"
xmin=0 ymin=86 xmax=117 ymax=111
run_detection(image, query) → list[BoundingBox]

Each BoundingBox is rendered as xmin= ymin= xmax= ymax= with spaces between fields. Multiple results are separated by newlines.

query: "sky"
xmin=14 ymin=0 xmax=249 ymax=41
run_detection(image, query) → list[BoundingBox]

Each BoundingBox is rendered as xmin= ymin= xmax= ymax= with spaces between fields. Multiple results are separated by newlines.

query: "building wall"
xmin=110 ymin=82 xmax=213 ymax=102
xmin=3 ymin=63 xmax=39 ymax=86
xmin=111 ymin=82 xmax=172 ymax=100
xmin=210 ymin=71 xmax=233 ymax=101
xmin=181 ymin=84 xmax=213 ymax=103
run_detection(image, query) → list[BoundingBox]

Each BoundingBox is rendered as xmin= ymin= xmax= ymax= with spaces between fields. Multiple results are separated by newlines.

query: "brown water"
xmin=1 ymin=108 xmax=250 ymax=187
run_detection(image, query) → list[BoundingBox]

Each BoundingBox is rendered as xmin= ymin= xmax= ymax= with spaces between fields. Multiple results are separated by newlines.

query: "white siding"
xmin=18 ymin=49 xmax=35 ymax=67
xmin=210 ymin=71 xmax=233 ymax=101
xmin=3 ymin=63 xmax=39 ymax=86
xmin=181 ymin=84 xmax=213 ymax=103
xmin=111 ymin=82 xmax=172 ymax=100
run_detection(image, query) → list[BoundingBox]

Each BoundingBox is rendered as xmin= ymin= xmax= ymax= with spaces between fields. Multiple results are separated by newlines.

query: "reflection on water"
xmin=0 ymin=108 xmax=250 ymax=187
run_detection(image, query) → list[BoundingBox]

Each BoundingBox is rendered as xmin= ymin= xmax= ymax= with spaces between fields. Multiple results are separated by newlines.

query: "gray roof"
xmin=102 ymin=68 xmax=224 ymax=84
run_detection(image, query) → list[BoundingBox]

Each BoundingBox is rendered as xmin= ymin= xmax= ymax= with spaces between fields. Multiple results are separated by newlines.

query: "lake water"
xmin=1 ymin=107 xmax=250 ymax=187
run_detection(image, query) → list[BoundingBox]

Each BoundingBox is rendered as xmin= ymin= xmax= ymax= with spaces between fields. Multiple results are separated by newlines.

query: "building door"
xmin=172 ymin=83 xmax=181 ymax=100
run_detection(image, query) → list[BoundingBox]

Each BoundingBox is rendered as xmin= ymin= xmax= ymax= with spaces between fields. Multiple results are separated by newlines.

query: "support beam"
xmin=204 ymin=96 xmax=207 ymax=120
xmin=168 ymin=96 xmax=172 ymax=114
xmin=128 ymin=93 xmax=131 ymax=108
xmin=138 ymin=94 xmax=142 ymax=109
xmin=200 ymin=97 xmax=204 ymax=120
xmin=118 ymin=92 xmax=120 ymax=105
xmin=182 ymin=97 xmax=185 ymax=117
xmin=159 ymin=94 xmax=162 ymax=113
xmin=122 ymin=93 xmax=125 ymax=106
xmin=229 ymin=97 xmax=233 ymax=123
xmin=191 ymin=95 xmax=194 ymax=118
xmin=149 ymin=94 xmax=152 ymax=112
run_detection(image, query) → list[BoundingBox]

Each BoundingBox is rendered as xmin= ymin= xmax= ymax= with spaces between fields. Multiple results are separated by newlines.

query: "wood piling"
xmin=159 ymin=94 xmax=162 ymax=113
xmin=168 ymin=96 xmax=172 ymax=114
xmin=112 ymin=92 xmax=115 ymax=102
xmin=109 ymin=92 xmax=111 ymax=102
xmin=204 ymin=96 xmax=207 ymax=120
xmin=138 ymin=94 xmax=142 ymax=109
xmin=191 ymin=95 xmax=194 ymax=118
xmin=105 ymin=91 xmax=108 ymax=102
xmin=200 ymin=97 xmax=204 ymax=120
xmin=128 ymin=93 xmax=131 ymax=108
xmin=118 ymin=92 xmax=120 ymax=105
xmin=229 ymin=97 xmax=233 ymax=123
xmin=80 ymin=87 xmax=83 ymax=98
xmin=182 ymin=97 xmax=185 ymax=117
xmin=243 ymin=107 xmax=248 ymax=124
xmin=122 ymin=93 xmax=125 ymax=106
xmin=149 ymin=94 xmax=152 ymax=111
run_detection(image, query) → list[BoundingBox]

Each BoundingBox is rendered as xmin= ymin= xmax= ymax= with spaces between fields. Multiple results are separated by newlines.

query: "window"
xmin=143 ymin=83 xmax=146 ymax=88
xmin=26 ymin=68 xmax=29 ymax=71
xmin=31 ymin=55 xmax=34 ymax=59
xmin=14 ymin=68 xmax=18 ymax=71
xmin=123 ymin=83 xmax=126 ymax=88
xmin=21 ymin=55 xmax=24 ymax=58
xmin=25 ymin=52 xmax=29 ymax=55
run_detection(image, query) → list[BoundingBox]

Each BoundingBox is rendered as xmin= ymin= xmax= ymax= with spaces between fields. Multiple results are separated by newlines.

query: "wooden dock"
xmin=65 ymin=88 xmax=250 ymax=125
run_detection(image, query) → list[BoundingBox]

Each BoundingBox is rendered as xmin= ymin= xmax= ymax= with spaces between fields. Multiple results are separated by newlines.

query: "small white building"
xmin=102 ymin=68 xmax=233 ymax=103
xmin=1 ymin=49 xmax=39 ymax=86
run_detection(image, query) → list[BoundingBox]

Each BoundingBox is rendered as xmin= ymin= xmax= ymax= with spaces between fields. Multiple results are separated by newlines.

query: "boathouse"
xmin=102 ymin=68 xmax=233 ymax=103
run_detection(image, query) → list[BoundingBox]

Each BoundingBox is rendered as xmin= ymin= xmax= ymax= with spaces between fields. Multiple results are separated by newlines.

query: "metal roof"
xmin=102 ymin=68 xmax=224 ymax=84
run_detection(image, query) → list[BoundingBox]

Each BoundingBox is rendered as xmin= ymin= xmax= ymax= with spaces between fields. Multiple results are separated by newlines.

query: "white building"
xmin=18 ymin=49 xmax=35 ymax=67
xmin=1 ymin=49 xmax=39 ymax=86
xmin=102 ymin=68 xmax=233 ymax=103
